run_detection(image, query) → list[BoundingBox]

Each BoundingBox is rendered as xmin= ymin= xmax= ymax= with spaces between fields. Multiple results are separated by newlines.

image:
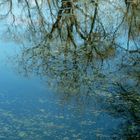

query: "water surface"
xmin=0 ymin=0 xmax=140 ymax=140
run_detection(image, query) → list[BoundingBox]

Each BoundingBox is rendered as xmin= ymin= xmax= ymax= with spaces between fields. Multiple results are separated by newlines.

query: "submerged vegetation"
xmin=0 ymin=0 xmax=140 ymax=139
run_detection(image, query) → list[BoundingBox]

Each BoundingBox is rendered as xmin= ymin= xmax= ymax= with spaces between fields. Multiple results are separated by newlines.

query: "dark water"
xmin=0 ymin=0 xmax=140 ymax=140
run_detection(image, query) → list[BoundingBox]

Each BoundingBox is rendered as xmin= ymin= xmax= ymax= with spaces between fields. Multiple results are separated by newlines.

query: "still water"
xmin=0 ymin=0 xmax=140 ymax=140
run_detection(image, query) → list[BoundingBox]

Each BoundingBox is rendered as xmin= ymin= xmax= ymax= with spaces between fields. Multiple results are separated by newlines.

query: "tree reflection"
xmin=0 ymin=0 xmax=140 ymax=139
xmin=104 ymin=82 xmax=140 ymax=139
xmin=125 ymin=0 xmax=140 ymax=49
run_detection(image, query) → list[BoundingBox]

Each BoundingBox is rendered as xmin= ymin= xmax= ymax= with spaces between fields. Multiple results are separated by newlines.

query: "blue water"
xmin=0 ymin=39 xmax=123 ymax=140
xmin=0 ymin=1 xmax=140 ymax=140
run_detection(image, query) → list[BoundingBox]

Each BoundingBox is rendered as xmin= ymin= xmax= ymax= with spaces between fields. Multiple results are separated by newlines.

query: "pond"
xmin=0 ymin=0 xmax=140 ymax=140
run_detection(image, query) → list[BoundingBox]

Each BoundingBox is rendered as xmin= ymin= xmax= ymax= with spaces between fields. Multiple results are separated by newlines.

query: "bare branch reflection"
xmin=0 ymin=0 xmax=140 ymax=139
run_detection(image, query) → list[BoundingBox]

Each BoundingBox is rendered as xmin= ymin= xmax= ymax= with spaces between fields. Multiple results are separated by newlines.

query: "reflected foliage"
xmin=104 ymin=82 xmax=140 ymax=139
xmin=0 ymin=0 xmax=140 ymax=139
